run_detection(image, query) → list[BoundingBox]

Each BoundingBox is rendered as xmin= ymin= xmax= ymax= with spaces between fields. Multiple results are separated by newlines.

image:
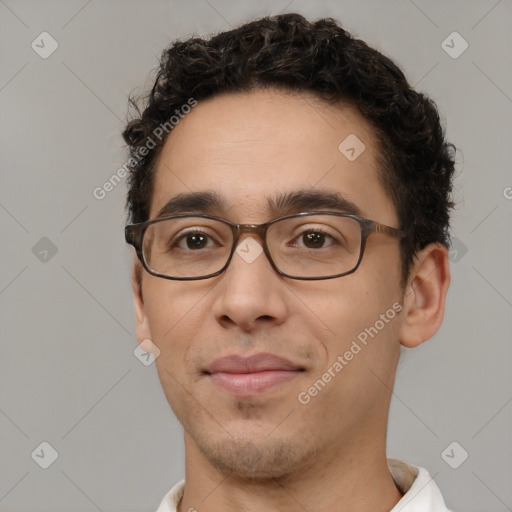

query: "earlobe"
xmin=399 ymin=243 xmax=451 ymax=348
xmin=132 ymin=263 xmax=152 ymax=345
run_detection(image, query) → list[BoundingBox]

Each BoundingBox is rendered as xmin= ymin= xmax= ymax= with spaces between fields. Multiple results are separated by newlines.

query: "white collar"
xmin=387 ymin=459 xmax=452 ymax=511
xmin=155 ymin=458 xmax=452 ymax=512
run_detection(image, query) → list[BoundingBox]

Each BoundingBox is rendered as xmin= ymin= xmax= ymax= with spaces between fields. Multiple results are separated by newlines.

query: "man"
xmin=124 ymin=13 xmax=455 ymax=512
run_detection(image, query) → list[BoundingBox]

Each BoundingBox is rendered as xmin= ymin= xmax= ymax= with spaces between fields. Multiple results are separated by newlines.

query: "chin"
xmin=194 ymin=433 xmax=316 ymax=481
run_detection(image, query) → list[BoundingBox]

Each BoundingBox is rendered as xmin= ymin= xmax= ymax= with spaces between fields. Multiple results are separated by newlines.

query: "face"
xmin=133 ymin=88 xmax=406 ymax=479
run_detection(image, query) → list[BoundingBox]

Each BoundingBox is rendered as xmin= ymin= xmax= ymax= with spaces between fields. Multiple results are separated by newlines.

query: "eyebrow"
xmin=153 ymin=189 xmax=362 ymax=220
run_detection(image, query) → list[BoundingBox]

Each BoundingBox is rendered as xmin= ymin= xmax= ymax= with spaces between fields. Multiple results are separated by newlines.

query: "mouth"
xmin=204 ymin=353 xmax=306 ymax=397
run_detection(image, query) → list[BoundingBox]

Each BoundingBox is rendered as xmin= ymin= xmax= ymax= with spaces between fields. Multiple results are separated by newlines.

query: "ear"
xmin=399 ymin=242 xmax=451 ymax=348
xmin=132 ymin=261 xmax=152 ymax=346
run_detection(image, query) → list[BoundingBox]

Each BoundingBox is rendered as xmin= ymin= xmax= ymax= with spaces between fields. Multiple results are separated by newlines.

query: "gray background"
xmin=1 ymin=0 xmax=511 ymax=511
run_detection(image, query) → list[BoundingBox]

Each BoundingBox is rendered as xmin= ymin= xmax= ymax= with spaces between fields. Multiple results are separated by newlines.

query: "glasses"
xmin=125 ymin=212 xmax=406 ymax=281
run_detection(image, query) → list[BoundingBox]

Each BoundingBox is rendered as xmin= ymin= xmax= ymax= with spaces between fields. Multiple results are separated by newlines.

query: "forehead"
xmin=150 ymin=88 xmax=397 ymax=226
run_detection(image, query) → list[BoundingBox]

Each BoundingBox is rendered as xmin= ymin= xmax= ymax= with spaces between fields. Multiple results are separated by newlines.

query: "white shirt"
xmin=155 ymin=458 xmax=453 ymax=512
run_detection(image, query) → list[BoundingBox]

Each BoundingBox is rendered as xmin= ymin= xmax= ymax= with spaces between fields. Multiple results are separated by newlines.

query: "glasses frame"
xmin=125 ymin=211 xmax=407 ymax=281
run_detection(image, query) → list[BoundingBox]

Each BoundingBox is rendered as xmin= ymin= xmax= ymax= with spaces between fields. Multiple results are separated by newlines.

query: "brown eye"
xmin=302 ymin=231 xmax=329 ymax=248
xmin=173 ymin=230 xmax=216 ymax=250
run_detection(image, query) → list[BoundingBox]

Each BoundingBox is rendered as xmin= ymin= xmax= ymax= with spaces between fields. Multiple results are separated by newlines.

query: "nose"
xmin=211 ymin=235 xmax=289 ymax=332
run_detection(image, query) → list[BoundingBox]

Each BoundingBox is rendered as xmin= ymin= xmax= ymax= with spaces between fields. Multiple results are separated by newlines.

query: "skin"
xmin=131 ymin=88 xmax=450 ymax=512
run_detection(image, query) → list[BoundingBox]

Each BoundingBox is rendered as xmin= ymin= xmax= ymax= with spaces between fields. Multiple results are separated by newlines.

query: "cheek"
xmin=303 ymin=248 xmax=403 ymax=367
xmin=143 ymin=282 xmax=206 ymax=367
xmin=297 ymin=276 xmax=402 ymax=420
xmin=144 ymin=283 xmax=209 ymax=414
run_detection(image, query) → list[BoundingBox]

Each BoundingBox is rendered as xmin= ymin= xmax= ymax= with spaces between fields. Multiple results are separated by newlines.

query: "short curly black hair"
xmin=123 ymin=13 xmax=456 ymax=285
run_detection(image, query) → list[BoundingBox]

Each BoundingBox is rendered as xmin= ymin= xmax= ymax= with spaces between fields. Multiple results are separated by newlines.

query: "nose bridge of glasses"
xmin=233 ymin=223 xmax=269 ymax=247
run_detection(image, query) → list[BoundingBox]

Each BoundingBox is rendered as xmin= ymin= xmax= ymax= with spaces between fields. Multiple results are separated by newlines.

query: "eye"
xmin=174 ymin=229 xmax=217 ymax=250
xmin=289 ymin=228 xmax=339 ymax=249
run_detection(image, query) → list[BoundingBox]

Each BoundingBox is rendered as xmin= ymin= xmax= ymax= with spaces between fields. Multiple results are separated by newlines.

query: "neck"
xmin=177 ymin=433 xmax=403 ymax=512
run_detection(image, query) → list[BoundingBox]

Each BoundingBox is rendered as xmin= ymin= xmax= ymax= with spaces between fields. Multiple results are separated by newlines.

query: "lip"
xmin=206 ymin=353 xmax=302 ymax=374
xmin=205 ymin=353 xmax=304 ymax=397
